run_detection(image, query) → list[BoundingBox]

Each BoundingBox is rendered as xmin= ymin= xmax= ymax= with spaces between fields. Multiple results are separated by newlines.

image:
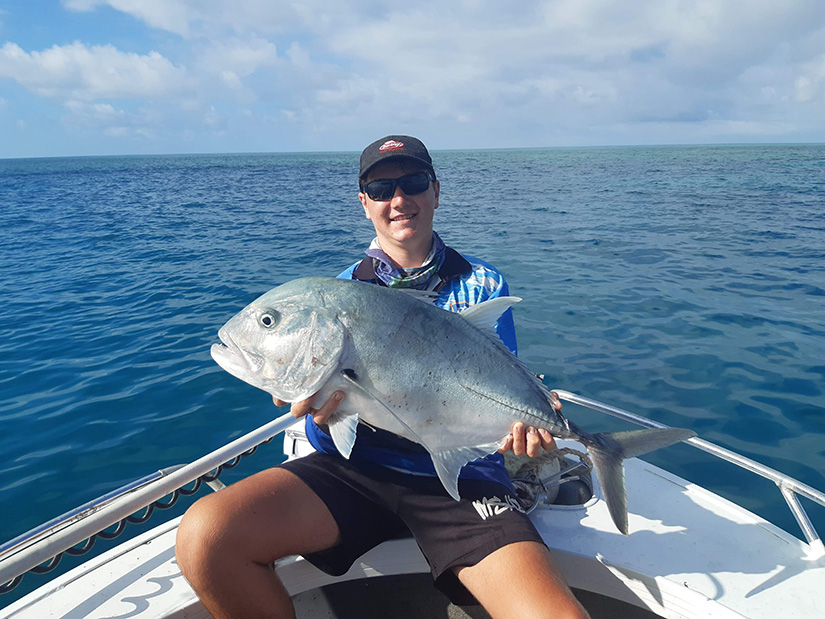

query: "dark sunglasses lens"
xmin=365 ymin=180 xmax=395 ymax=201
xmin=364 ymin=172 xmax=431 ymax=201
xmin=398 ymin=173 xmax=431 ymax=195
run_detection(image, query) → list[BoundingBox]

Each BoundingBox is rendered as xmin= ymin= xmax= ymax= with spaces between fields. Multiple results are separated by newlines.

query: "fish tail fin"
xmin=586 ymin=428 xmax=696 ymax=535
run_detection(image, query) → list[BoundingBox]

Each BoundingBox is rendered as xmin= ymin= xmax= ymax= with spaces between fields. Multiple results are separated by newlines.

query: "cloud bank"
xmin=0 ymin=0 xmax=823 ymax=155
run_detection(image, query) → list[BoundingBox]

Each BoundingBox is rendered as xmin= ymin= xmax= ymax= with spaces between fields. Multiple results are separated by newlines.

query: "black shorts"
xmin=279 ymin=451 xmax=545 ymax=605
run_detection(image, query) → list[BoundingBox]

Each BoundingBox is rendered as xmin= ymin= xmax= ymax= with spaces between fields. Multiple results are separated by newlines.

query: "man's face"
xmin=358 ymin=160 xmax=440 ymax=250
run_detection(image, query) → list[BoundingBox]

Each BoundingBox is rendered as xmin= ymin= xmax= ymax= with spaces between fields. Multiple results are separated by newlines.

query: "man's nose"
xmin=391 ymin=184 xmax=409 ymax=203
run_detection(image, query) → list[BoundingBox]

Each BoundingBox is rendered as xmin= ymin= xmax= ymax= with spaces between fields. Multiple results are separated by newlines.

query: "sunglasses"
xmin=361 ymin=171 xmax=434 ymax=201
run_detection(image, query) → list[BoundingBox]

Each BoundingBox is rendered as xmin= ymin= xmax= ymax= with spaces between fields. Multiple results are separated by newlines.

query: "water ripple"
xmin=0 ymin=145 xmax=823 ymax=561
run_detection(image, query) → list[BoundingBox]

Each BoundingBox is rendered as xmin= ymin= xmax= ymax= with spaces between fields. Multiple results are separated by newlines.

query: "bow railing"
xmin=3 ymin=391 xmax=824 ymax=596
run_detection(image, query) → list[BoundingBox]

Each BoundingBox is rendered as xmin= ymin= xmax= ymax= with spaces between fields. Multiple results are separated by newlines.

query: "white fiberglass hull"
xmin=2 ymin=441 xmax=823 ymax=619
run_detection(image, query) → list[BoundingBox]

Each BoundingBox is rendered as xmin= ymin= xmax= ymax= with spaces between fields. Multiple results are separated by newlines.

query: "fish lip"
xmin=215 ymin=328 xmax=264 ymax=373
xmin=217 ymin=326 xmax=234 ymax=348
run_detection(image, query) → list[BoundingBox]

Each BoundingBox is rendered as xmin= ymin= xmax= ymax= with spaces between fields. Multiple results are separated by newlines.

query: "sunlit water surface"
xmin=1 ymin=145 xmax=823 ymax=603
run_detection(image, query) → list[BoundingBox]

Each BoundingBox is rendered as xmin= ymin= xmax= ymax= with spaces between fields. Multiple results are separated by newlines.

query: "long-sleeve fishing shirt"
xmin=303 ymin=245 xmax=518 ymax=490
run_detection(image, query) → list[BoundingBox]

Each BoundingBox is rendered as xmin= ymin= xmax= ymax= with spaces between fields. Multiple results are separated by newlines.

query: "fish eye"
xmin=259 ymin=312 xmax=279 ymax=328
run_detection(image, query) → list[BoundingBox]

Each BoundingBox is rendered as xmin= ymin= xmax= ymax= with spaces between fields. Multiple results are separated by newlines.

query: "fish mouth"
xmin=210 ymin=328 xmax=264 ymax=375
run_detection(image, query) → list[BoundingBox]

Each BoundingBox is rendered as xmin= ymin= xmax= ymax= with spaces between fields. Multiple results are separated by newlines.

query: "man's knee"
xmin=176 ymin=494 xmax=226 ymax=587
xmin=456 ymin=541 xmax=590 ymax=619
xmin=175 ymin=467 xmax=336 ymax=587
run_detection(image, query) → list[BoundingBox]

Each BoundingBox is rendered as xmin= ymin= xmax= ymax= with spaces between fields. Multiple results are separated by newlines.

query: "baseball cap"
xmin=359 ymin=135 xmax=436 ymax=184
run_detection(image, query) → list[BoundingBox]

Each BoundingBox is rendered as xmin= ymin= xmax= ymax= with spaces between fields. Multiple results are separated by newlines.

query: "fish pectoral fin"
xmin=337 ymin=368 xmax=504 ymax=502
xmin=431 ymin=443 xmax=502 ymax=501
xmin=458 ymin=297 xmax=521 ymax=332
xmin=328 ymin=412 xmax=359 ymax=459
xmin=338 ymin=369 xmax=428 ymax=446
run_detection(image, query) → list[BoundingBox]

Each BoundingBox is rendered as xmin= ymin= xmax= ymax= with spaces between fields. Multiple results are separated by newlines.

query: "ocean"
xmin=1 ymin=144 xmax=824 ymax=602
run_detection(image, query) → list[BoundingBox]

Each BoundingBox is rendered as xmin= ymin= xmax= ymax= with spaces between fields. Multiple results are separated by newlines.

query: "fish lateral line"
xmin=459 ymin=382 xmax=569 ymax=432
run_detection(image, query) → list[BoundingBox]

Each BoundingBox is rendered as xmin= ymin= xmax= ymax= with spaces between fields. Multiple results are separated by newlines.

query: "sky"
xmin=1 ymin=0 xmax=824 ymax=158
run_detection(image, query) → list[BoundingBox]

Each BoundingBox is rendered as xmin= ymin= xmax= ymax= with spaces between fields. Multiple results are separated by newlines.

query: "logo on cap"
xmin=379 ymin=139 xmax=405 ymax=152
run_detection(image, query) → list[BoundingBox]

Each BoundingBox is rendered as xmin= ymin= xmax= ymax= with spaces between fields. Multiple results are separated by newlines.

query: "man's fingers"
xmin=289 ymin=397 xmax=315 ymax=419
xmin=499 ymin=423 xmax=558 ymax=457
xmin=511 ymin=422 xmax=526 ymax=456
xmin=278 ymin=392 xmax=345 ymax=422
xmin=526 ymin=427 xmax=543 ymax=458
xmin=497 ymin=433 xmax=514 ymax=454
xmin=550 ymin=391 xmax=563 ymax=412
xmin=538 ymin=428 xmax=557 ymax=451
xmin=311 ymin=391 xmax=345 ymax=425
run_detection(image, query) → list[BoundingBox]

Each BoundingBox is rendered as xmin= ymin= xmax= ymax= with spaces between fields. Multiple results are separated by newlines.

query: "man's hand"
xmin=498 ymin=423 xmax=557 ymax=457
xmin=273 ymin=391 xmax=345 ymax=426
xmin=498 ymin=391 xmax=562 ymax=457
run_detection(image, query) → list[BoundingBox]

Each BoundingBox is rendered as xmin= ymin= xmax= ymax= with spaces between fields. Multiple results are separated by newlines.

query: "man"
xmin=176 ymin=136 xmax=589 ymax=619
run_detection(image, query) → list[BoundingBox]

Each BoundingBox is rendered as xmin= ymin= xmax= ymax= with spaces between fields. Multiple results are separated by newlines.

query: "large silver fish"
xmin=211 ymin=276 xmax=695 ymax=534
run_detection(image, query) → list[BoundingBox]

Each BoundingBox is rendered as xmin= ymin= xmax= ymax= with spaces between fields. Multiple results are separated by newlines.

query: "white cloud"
xmin=0 ymin=41 xmax=192 ymax=101
xmin=793 ymin=56 xmax=825 ymax=103
xmin=60 ymin=0 xmax=358 ymax=39
xmin=3 ymin=0 xmax=823 ymax=152
xmin=219 ymin=70 xmax=243 ymax=92
xmin=58 ymin=98 xmax=222 ymax=141
xmin=193 ymin=35 xmax=279 ymax=100
xmin=64 ymin=100 xmax=124 ymax=121
xmin=50 ymin=1 xmax=825 ymax=127
xmin=62 ymin=99 xmax=137 ymax=135
xmin=200 ymin=37 xmax=278 ymax=77
xmin=202 ymin=105 xmax=226 ymax=132
xmin=63 ymin=0 xmax=198 ymax=38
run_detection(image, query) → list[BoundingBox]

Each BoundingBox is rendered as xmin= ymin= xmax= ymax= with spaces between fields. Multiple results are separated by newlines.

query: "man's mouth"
xmin=391 ymin=213 xmax=416 ymax=222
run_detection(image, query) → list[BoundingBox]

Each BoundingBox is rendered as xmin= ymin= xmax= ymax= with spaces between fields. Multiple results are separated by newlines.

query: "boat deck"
xmin=2 ymin=445 xmax=822 ymax=619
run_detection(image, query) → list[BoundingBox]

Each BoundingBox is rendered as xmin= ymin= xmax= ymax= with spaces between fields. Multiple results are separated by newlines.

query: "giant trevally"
xmin=211 ymin=276 xmax=695 ymax=534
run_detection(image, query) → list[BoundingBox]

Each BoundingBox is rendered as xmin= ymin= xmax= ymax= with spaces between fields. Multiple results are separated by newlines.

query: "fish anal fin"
xmin=431 ymin=443 xmax=501 ymax=501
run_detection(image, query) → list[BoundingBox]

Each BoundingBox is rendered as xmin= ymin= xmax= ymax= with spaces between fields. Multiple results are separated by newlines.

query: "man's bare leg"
xmin=456 ymin=541 xmax=590 ymax=619
xmin=176 ymin=467 xmax=340 ymax=619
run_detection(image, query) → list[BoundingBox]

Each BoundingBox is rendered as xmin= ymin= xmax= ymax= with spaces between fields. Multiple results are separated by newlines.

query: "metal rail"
xmin=2 ymin=391 xmax=824 ymax=594
xmin=0 ymin=411 xmax=298 ymax=593
xmin=554 ymin=389 xmax=825 ymax=558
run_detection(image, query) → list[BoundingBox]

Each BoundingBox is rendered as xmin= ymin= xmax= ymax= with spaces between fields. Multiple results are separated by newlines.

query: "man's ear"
xmin=359 ymin=192 xmax=371 ymax=219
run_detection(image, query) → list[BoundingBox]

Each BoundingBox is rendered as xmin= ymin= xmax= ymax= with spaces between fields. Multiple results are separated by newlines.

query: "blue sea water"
xmin=1 ymin=145 xmax=824 ymax=602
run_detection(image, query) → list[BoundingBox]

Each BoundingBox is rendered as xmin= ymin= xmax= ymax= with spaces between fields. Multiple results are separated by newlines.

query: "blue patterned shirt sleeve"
xmin=337 ymin=262 xmax=360 ymax=280
xmin=337 ymin=256 xmax=517 ymax=353
xmin=436 ymin=254 xmax=518 ymax=355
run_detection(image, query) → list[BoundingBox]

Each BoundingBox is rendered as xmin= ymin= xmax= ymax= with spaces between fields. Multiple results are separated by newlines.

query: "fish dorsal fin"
xmin=459 ymin=297 xmax=522 ymax=332
xmin=328 ymin=412 xmax=359 ymax=459
xmin=431 ymin=443 xmax=503 ymax=500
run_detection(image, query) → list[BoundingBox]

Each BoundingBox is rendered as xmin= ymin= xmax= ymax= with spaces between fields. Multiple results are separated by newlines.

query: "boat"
xmin=1 ymin=390 xmax=823 ymax=618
